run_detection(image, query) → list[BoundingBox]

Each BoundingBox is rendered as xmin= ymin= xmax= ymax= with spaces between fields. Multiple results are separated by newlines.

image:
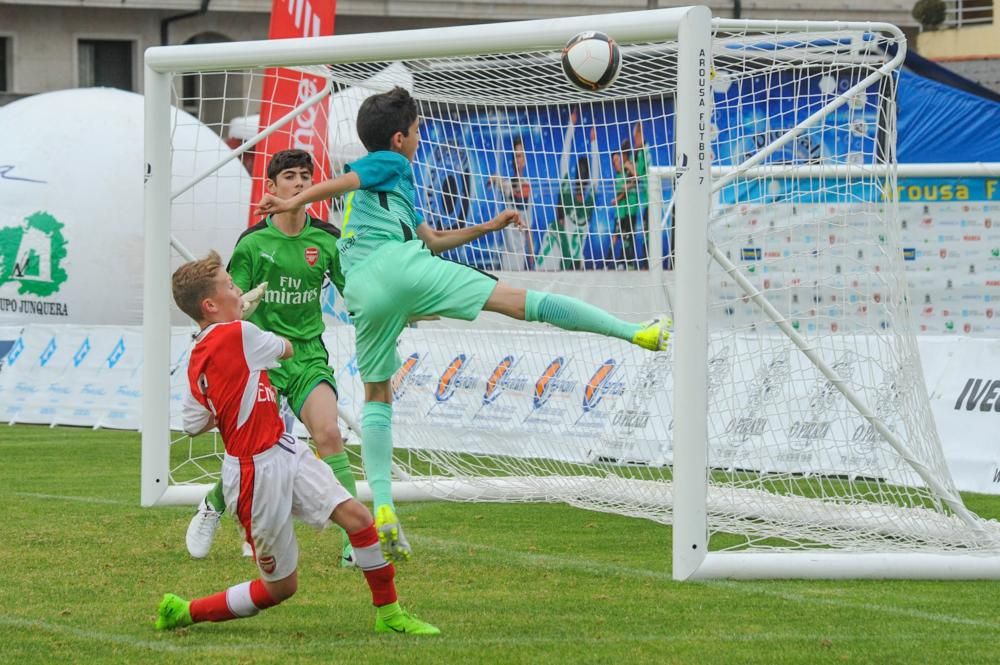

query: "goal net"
xmin=142 ymin=7 xmax=1000 ymax=578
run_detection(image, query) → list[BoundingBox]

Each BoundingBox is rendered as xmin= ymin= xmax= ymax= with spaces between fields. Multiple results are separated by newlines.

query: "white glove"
xmin=241 ymin=281 xmax=268 ymax=319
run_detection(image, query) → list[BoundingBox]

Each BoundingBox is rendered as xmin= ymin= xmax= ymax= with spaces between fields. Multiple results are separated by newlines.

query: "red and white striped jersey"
xmin=182 ymin=320 xmax=285 ymax=458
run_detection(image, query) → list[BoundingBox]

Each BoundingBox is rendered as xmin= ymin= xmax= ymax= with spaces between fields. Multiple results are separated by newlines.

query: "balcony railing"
xmin=943 ymin=0 xmax=994 ymax=28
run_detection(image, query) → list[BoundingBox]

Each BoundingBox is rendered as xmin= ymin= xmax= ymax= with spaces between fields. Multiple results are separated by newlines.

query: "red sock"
xmin=249 ymin=579 xmax=278 ymax=609
xmin=363 ymin=564 xmax=398 ymax=606
xmin=189 ymin=579 xmax=277 ymax=623
xmin=349 ymin=524 xmax=398 ymax=606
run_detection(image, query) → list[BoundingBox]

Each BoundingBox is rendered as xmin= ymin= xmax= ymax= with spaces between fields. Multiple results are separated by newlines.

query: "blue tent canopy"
xmin=898 ymin=51 xmax=1000 ymax=163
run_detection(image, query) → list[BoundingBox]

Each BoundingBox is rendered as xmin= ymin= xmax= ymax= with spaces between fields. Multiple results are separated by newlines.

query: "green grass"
xmin=2 ymin=425 xmax=1000 ymax=664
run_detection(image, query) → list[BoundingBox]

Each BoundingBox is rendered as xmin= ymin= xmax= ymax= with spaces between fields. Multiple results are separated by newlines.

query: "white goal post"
xmin=142 ymin=6 xmax=1000 ymax=579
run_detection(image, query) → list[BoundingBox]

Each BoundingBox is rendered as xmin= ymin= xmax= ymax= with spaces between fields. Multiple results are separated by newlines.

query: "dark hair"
xmin=267 ymin=149 xmax=314 ymax=182
xmin=356 ymin=86 xmax=418 ymax=152
xmin=576 ymin=155 xmax=589 ymax=182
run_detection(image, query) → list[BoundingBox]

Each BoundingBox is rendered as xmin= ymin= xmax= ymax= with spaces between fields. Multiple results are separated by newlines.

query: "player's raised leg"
xmin=483 ymin=282 xmax=670 ymax=351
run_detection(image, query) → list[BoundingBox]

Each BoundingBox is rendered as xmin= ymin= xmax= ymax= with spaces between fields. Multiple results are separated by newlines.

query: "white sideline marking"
xmin=418 ymin=535 xmax=1000 ymax=629
xmin=5 ymin=614 xmax=961 ymax=650
xmin=0 ymin=615 xmax=186 ymax=652
xmin=14 ymin=492 xmax=129 ymax=505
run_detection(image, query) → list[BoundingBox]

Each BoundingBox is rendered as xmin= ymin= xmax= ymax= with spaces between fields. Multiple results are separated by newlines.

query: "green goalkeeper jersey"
xmin=228 ymin=215 xmax=345 ymax=342
xmin=338 ymin=150 xmax=423 ymax=274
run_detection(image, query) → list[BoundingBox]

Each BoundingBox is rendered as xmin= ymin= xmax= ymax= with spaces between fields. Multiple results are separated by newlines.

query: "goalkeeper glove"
xmin=241 ymin=282 xmax=268 ymax=319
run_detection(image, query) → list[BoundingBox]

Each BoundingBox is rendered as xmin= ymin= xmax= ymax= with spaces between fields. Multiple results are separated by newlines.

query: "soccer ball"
xmin=561 ymin=31 xmax=622 ymax=92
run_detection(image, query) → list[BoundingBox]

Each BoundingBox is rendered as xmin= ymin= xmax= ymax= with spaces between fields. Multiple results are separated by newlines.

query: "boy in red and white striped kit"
xmin=156 ymin=250 xmax=438 ymax=635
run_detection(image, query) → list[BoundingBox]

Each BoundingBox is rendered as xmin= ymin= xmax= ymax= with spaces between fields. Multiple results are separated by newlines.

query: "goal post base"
xmin=683 ymin=551 xmax=1000 ymax=580
xmin=150 ymin=477 xmax=552 ymax=507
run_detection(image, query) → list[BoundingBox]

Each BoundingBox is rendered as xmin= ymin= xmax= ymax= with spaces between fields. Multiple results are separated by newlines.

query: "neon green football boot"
xmin=154 ymin=593 xmax=193 ymax=631
xmin=375 ymin=504 xmax=412 ymax=562
xmin=375 ymin=602 xmax=441 ymax=635
xmin=632 ymin=316 xmax=671 ymax=352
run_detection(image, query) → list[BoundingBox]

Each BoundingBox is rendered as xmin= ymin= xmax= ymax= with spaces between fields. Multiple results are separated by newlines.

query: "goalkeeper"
xmin=256 ymin=87 xmax=670 ymax=563
xmin=186 ymin=149 xmax=360 ymax=569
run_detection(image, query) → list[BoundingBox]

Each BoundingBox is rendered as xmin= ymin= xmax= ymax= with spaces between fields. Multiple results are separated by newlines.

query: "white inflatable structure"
xmin=0 ymin=88 xmax=251 ymax=326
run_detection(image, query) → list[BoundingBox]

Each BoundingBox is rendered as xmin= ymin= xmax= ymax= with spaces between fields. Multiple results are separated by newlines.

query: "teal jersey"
xmin=338 ymin=151 xmax=423 ymax=274
xmin=228 ymin=215 xmax=345 ymax=342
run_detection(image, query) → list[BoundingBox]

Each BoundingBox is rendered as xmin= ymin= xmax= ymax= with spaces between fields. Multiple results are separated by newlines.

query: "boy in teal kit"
xmin=186 ymin=150 xmax=359 ymax=567
xmin=256 ymin=87 xmax=670 ymax=562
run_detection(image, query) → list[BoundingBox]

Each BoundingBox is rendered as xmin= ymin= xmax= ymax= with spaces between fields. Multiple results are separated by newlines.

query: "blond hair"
xmin=172 ymin=250 xmax=223 ymax=322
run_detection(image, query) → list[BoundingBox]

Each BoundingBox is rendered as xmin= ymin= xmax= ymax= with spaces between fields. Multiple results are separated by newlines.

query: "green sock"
xmin=361 ymin=401 xmax=395 ymax=509
xmin=324 ymin=452 xmax=358 ymax=497
xmin=324 ymin=451 xmax=358 ymax=557
xmin=525 ymin=290 xmax=640 ymax=342
xmin=205 ymin=479 xmax=225 ymax=513
xmin=376 ymin=601 xmax=401 ymax=619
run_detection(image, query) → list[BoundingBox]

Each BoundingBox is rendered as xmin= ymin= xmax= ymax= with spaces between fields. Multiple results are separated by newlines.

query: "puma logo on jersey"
xmin=259 ymin=251 xmax=276 ymax=263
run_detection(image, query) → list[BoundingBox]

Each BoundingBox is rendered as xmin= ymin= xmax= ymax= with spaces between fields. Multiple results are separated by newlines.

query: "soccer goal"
xmin=142 ymin=6 xmax=1000 ymax=578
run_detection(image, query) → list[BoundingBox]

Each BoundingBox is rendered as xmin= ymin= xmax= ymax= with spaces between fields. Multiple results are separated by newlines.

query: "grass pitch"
xmin=2 ymin=425 xmax=1000 ymax=664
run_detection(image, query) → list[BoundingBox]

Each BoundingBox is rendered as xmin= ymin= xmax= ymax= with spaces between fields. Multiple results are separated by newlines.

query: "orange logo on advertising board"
xmin=435 ymin=354 xmax=467 ymax=402
xmin=482 ymin=355 xmax=514 ymax=405
xmin=533 ymin=357 xmax=565 ymax=409
xmin=582 ymin=359 xmax=617 ymax=412
xmin=392 ymin=353 xmax=421 ymax=401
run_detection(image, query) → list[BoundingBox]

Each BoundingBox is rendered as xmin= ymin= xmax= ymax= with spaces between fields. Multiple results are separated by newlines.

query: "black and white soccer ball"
xmin=561 ymin=31 xmax=622 ymax=92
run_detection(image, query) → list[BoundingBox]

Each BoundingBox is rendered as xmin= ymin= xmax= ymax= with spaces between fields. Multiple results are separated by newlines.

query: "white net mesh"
xmin=159 ymin=19 xmax=1000 ymax=554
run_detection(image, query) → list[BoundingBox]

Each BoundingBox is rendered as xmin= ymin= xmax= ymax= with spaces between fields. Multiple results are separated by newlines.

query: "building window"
xmin=0 ymin=37 xmax=9 ymax=92
xmin=78 ymin=39 xmax=134 ymax=91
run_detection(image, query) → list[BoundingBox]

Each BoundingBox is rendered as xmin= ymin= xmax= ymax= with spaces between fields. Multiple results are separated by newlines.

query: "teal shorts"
xmin=268 ymin=336 xmax=337 ymax=417
xmin=343 ymin=239 xmax=498 ymax=382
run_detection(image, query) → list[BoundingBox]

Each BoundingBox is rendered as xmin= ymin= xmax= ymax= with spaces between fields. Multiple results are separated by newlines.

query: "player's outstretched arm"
xmin=255 ymin=172 xmax=362 ymax=216
xmin=416 ymin=209 xmax=524 ymax=254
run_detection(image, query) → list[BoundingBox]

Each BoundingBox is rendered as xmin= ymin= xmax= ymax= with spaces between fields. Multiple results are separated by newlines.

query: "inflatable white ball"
xmin=0 ymin=88 xmax=251 ymax=325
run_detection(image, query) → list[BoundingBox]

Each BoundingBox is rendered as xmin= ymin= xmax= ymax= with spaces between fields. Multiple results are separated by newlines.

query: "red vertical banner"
xmin=249 ymin=0 xmax=336 ymax=224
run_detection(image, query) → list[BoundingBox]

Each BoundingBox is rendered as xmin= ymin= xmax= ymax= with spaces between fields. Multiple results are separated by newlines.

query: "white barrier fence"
xmin=2 ymin=322 xmax=1000 ymax=495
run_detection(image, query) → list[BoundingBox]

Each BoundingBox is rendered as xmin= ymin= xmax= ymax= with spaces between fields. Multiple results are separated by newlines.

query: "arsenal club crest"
xmin=305 ymin=247 xmax=319 ymax=266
